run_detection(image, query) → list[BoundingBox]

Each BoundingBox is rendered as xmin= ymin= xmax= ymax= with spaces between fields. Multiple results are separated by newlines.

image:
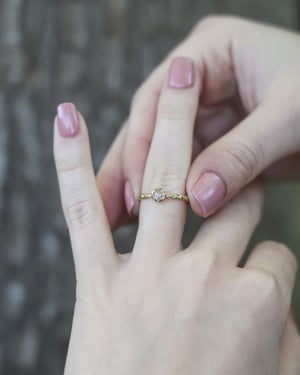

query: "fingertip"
xmin=131 ymin=204 xmax=140 ymax=218
xmin=167 ymin=57 xmax=196 ymax=90
xmin=189 ymin=197 xmax=205 ymax=218
xmin=189 ymin=171 xmax=227 ymax=218
xmin=122 ymin=149 xmax=145 ymax=217
xmin=53 ymin=104 xmax=90 ymax=154
xmin=97 ymin=172 xmax=139 ymax=230
xmin=56 ymin=102 xmax=81 ymax=138
xmin=124 ymin=180 xmax=140 ymax=218
xmin=188 ymin=176 xmax=265 ymax=221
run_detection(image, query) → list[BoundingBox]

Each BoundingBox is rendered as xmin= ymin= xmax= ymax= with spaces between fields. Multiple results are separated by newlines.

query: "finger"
xmin=54 ymin=103 xmax=118 ymax=291
xmin=188 ymin=180 xmax=264 ymax=265
xmin=194 ymin=102 xmax=243 ymax=150
xmin=279 ymin=309 xmax=300 ymax=375
xmin=123 ymin=26 xmax=235 ymax=216
xmin=245 ymin=241 xmax=298 ymax=309
xmin=132 ymin=57 xmax=201 ymax=262
xmin=96 ymin=122 xmax=135 ymax=229
xmin=187 ymin=97 xmax=300 ymax=217
xmin=190 ymin=102 xmax=242 ymax=160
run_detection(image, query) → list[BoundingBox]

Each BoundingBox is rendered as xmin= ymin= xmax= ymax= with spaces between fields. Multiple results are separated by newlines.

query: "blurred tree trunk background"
xmin=0 ymin=0 xmax=299 ymax=374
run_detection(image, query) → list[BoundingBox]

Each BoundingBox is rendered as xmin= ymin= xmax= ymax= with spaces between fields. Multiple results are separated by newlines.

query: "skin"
xmin=96 ymin=16 xmax=300 ymax=228
xmin=54 ymin=61 xmax=300 ymax=374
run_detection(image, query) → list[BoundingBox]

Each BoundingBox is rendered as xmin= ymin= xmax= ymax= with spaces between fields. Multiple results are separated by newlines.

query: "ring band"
xmin=138 ymin=187 xmax=189 ymax=203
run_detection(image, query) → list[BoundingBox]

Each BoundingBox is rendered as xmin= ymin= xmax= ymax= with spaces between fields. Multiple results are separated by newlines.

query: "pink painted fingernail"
xmin=192 ymin=172 xmax=226 ymax=217
xmin=57 ymin=103 xmax=80 ymax=138
xmin=124 ymin=181 xmax=135 ymax=216
xmin=168 ymin=57 xmax=195 ymax=89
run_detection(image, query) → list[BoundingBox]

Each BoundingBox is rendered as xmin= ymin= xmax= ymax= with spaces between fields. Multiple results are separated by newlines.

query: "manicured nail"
xmin=168 ymin=57 xmax=195 ymax=89
xmin=57 ymin=103 xmax=80 ymax=138
xmin=124 ymin=181 xmax=135 ymax=216
xmin=192 ymin=172 xmax=226 ymax=217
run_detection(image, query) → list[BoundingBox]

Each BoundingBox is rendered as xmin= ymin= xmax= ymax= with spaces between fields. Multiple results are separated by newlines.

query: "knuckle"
xmin=259 ymin=240 xmax=288 ymax=252
xmin=256 ymin=269 xmax=280 ymax=297
xmin=242 ymin=270 xmax=281 ymax=312
xmin=195 ymin=15 xmax=239 ymax=33
xmin=197 ymin=15 xmax=224 ymax=30
xmin=189 ymin=251 xmax=219 ymax=286
xmin=65 ymin=196 xmax=98 ymax=231
xmin=262 ymin=241 xmax=298 ymax=271
xmin=219 ymin=140 xmax=264 ymax=182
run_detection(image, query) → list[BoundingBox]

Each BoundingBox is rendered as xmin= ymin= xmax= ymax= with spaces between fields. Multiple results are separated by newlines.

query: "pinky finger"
xmin=244 ymin=241 xmax=298 ymax=308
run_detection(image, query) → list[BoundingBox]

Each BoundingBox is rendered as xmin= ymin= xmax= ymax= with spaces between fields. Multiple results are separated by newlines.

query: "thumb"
xmin=187 ymin=97 xmax=300 ymax=217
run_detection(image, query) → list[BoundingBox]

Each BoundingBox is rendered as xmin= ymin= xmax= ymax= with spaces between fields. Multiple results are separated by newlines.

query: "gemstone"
xmin=151 ymin=187 xmax=166 ymax=202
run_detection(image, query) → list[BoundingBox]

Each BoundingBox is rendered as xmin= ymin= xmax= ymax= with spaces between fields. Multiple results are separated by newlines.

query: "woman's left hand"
xmin=54 ymin=57 xmax=299 ymax=374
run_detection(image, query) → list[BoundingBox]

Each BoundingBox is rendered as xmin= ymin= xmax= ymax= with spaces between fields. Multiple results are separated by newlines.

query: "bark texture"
xmin=0 ymin=0 xmax=299 ymax=374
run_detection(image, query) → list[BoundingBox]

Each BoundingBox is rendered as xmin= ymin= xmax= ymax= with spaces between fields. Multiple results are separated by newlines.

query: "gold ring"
xmin=138 ymin=187 xmax=189 ymax=203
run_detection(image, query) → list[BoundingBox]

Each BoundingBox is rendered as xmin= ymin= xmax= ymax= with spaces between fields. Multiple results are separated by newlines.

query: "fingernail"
xmin=124 ymin=181 xmax=135 ymax=216
xmin=57 ymin=102 xmax=80 ymax=138
xmin=168 ymin=57 xmax=195 ymax=89
xmin=192 ymin=172 xmax=226 ymax=217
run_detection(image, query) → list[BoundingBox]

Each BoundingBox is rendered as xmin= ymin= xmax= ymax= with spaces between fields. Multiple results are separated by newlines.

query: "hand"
xmin=97 ymin=16 xmax=300 ymax=228
xmin=54 ymin=64 xmax=298 ymax=375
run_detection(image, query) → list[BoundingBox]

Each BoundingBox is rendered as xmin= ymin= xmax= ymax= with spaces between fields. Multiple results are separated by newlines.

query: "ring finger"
xmin=132 ymin=57 xmax=202 ymax=262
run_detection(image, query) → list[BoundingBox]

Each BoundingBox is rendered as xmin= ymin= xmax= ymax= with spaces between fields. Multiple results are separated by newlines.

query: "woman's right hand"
xmin=97 ymin=17 xmax=300 ymax=228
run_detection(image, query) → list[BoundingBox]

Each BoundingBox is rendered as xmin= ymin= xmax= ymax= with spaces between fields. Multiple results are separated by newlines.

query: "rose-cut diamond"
xmin=151 ymin=187 xmax=166 ymax=202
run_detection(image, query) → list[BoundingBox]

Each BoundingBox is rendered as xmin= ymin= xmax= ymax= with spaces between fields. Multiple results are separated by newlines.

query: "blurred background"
xmin=0 ymin=0 xmax=299 ymax=374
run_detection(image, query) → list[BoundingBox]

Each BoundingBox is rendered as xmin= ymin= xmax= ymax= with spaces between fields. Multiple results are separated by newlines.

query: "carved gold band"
xmin=138 ymin=187 xmax=189 ymax=203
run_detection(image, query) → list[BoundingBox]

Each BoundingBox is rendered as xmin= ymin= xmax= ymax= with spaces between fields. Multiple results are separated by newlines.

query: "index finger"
xmin=54 ymin=103 xmax=118 ymax=293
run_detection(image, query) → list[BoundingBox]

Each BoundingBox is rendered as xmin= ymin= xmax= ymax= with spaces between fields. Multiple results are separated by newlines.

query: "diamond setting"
xmin=151 ymin=187 xmax=166 ymax=202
